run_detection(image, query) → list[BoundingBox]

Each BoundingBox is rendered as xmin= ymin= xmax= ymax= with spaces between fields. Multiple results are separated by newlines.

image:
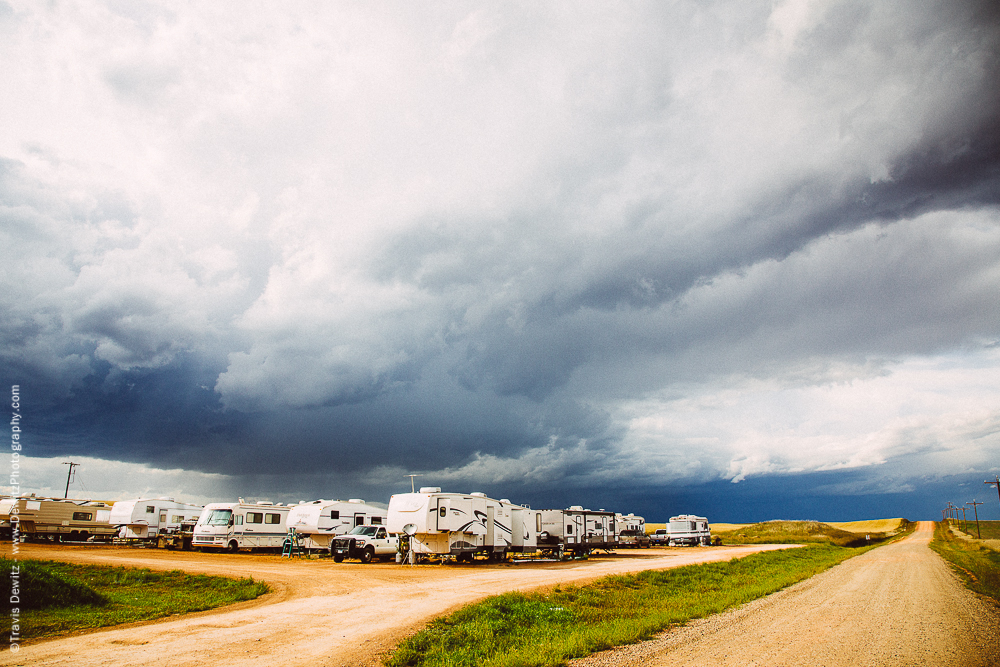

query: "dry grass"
xmin=827 ymin=519 xmax=906 ymax=533
xmin=709 ymin=523 xmax=749 ymax=532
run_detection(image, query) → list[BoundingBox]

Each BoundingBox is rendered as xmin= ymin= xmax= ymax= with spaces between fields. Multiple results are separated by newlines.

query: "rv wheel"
xmin=227 ymin=540 xmax=239 ymax=554
xmin=360 ymin=546 xmax=375 ymax=563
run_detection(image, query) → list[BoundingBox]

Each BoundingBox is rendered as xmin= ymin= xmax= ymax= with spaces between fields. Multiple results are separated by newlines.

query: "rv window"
xmin=371 ymin=517 xmax=382 ymax=525
xmin=146 ymin=506 xmax=156 ymax=513
xmin=235 ymin=515 xmax=243 ymax=525
xmin=330 ymin=510 xmax=340 ymax=520
xmin=536 ymin=515 xmax=542 ymax=532
xmin=265 ymin=513 xmax=281 ymax=524
xmin=72 ymin=512 xmax=93 ymax=521
xmin=566 ymin=524 xmax=573 ymax=534
xmin=246 ymin=512 xmax=263 ymax=524
xmin=205 ymin=509 xmax=232 ymax=526
xmin=171 ymin=515 xmax=183 ymax=523
xmin=439 ymin=507 xmax=447 ymax=518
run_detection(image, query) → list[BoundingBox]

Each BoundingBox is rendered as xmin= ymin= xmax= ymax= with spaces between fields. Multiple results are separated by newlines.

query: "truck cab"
xmin=331 ymin=524 xmax=399 ymax=563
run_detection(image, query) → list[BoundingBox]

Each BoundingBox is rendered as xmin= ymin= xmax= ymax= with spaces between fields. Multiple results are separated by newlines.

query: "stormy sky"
xmin=2 ymin=0 xmax=999 ymax=521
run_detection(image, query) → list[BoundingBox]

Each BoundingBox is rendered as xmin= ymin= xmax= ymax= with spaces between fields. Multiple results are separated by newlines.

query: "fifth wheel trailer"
xmin=108 ymin=497 xmax=203 ymax=541
xmin=285 ymin=498 xmax=387 ymax=551
xmin=387 ymin=488 xmax=520 ymax=562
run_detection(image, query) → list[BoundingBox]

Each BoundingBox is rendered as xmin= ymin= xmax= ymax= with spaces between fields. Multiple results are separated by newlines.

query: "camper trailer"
xmin=109 ymin=498 xmax=203 ymax=542
xmin=510 ymin=504 xmax=541 ymax=554
xmin=285 ymin=498 xmax=387 ymax=551
xmin=192 ymin=500 xmax=292 ymax=552
xmin=665 ymin=514 xmax=711 ymax=546
xmin=386 ymin=488 xmax=516 ymax=562
xmin=538 ymin=506 xmax=616 ymax=555
xmin=0 ymin=496 xmax=116 ymax=542
xmin=615 ymin=513 xmax=650 ymax=548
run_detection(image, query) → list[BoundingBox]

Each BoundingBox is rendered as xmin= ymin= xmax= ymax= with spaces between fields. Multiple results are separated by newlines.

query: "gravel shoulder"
xmin=572 ymin=521 xmax=1000 ymax=667
xmin=0 ymin=541 xmax=792 ymax=667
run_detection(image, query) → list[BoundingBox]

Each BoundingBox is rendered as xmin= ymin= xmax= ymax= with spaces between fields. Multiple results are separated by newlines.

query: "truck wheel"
xmin=333 ymin=555 xmax=344 ymax=563
xmin=228 ymin=540 xmax=239 ymax=554
xmin=360 ymin=546 xmax=375 ymax=563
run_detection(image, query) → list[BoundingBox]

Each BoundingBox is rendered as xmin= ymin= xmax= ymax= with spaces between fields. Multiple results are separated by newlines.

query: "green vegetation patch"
xmin=956 ymin=520 xmax=1000 ymax=541
xmin=929 ymin=522 xmax=1000 ymax=604
xmin=714 ymin=519 xmax=911 ymax=547
xmin=0 ymin=558 xmax=269 ymax=642
xmin=386 ymin=543 xmax=874 ymax=667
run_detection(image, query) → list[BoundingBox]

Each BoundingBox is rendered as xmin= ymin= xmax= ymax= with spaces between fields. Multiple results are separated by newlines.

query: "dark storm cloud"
xmin=2 ymin=1 xmax=1000 ymax=512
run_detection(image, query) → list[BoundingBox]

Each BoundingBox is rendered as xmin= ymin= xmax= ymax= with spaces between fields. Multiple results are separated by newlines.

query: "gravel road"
xmin=0 ymin=541 xmax=792 ymax=667
xmin=572 ymin=521 xmax=1000 ymax=667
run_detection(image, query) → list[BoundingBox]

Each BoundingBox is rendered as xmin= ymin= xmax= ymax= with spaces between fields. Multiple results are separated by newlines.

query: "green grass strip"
xmin=929 ymin=522 xmax=1000 ymax=603
xmin=0 ymin=558 xmax=269 ymax=642
xmin=386 ymin=543 xmax=876 ymax=667
xmin=955 ymin=520 xmax=1000 ymax=541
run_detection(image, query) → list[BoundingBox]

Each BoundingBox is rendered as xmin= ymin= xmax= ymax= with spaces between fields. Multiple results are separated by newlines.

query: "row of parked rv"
xmin=0 ymin=489 xmax=712 ymax=562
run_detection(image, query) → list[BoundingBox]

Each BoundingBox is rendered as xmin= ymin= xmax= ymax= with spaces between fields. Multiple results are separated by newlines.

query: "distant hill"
xmin=713 ymin=520 xmax=911 ymax=548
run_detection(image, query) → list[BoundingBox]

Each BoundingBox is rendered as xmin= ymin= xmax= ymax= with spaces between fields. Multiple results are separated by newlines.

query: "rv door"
xmin=436 ymin=498 xmax=449 ymax=532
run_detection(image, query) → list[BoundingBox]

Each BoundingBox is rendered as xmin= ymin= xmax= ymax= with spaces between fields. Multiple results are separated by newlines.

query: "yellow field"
xmin=826 ymin=518 xmax=906 ymax=533
xmin=709 ymin=523 xmax=750 ymax=532
xmin=648 ymin=519 xmax=905 ymax=535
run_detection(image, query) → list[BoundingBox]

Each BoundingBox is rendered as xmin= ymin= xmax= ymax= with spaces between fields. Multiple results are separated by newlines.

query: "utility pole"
xmin=960 ymin=505 xmax=967 ymax=531
xmin=987 ymin=476 xmax=1000 ymax=511
xmin=62 ymin=461 xmax=79 ymax=498
xmin=968 ymin=500 xmax=983 ymax=539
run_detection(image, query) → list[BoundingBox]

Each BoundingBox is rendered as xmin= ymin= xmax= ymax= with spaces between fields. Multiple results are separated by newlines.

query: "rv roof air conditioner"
xmin=419 ymin=487 xmax=442 ymax=493
xmin=348 ymin=499 xmax=365 ymax=504
xmin=470 ymin=492 xmax=487 ymax=498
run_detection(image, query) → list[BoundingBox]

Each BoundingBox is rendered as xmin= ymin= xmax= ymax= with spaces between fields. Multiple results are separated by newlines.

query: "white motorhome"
xmin=192 ymin=500 xmax=292 ymax=553
xmin=386 ymin=488 xmax=516 ymax=562
xmin=665 ymin=514 xmax=711 ymax=546
xmin=0 ymin=496 xmax=115 ymax=542
xmin=108 ymin=498 xmax=203 ymax=541
xmin=538 ymin=506 xmax=616 ymax=555
xmin=286 ymin=498 xmax=387 ymax=551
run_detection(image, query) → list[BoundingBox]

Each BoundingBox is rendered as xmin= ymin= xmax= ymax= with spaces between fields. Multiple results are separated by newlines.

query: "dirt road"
xmin=1 ymin=542 xmax=793 ymax=667
xmin=574 ymin=522 xmax=1000 ymax=667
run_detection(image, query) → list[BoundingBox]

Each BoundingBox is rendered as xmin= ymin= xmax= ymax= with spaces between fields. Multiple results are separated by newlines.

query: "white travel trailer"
xmin=538 ymin=506 xmax=616 ymax=555
xmin=510 ymin=504 xmax=541 ymax=554
xmin=386 ymin=488 xmax=515 ymax=562
xmin=0 ymin=496 xmax=115 ymax=542
xmin=109 ymin=498 xmax=203 ymax=541
xmin=286 ymin=498 xmax=387 ymax=551
xmin=665 ymin=514 xmax=711 ymax=546
xmin=192 ymin=500 xmax=292 ymax=553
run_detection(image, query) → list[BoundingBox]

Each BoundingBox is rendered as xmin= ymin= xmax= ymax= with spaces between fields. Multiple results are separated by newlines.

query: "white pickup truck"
xmin=330 ymin=525 xmax=399 ymax=563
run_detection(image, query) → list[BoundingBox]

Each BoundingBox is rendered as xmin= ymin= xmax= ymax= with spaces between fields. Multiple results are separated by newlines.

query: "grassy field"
xmin=0 ymin=558 xmax=269 ymax=642
xmin=827 ymin=518 xmax=907 ymax=533
xmin=713 ymin=520 xmax=911 ymax=548
xmin=386 ymin=539 xmax=885 ymax=667
xmin=955 ymin=520 xmax=1000 ymax=540
xmin=929 ymin=522 xmax=1000 ymax=604
xmin=649 ymin=519 xmax=906 ymax=535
